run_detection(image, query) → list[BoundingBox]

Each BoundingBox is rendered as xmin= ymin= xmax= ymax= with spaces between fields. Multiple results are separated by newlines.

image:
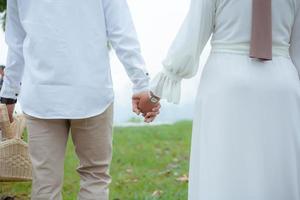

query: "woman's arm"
xmin=150 ymin=0 xmax=216 ymax=104
xmin=290 ymin=5 xmax=300 ymax=76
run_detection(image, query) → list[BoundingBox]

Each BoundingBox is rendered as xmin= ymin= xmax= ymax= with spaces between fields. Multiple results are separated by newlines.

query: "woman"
xmin=151 ymin=0 xmax=300 ymax=199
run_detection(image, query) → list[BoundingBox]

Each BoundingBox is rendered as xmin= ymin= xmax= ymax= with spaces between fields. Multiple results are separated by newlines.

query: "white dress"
xmin=151 ymin=0 xmax=300 ymax=199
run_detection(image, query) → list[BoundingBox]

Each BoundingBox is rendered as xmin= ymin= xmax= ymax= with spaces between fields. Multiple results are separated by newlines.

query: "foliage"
xmin=0 ymin=121 xmax=192 ymax=200
xmin=0 ymin=0 xmax=6 ymax=13
xmin=0 ymin=0 xmax=6 ymax=30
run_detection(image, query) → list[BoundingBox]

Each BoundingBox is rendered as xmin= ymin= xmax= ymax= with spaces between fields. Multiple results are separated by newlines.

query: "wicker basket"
xmin=0 ymin=104 xmax=32 ymax=182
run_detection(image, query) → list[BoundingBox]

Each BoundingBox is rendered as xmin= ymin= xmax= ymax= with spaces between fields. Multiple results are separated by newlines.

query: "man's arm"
xmin=102 ymin=0 xmax=150 ymax=94
xmin=0 ymin=0 xmax=26 ymax=121
xmin=102 ymin=0 xmax=160 ymax=122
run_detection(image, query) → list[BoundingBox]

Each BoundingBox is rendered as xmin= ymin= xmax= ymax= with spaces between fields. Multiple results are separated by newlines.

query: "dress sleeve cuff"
xmin=0 ymin=83 xmax=19 ymax=99
xmin=150 ymin=69 xmax=182 ymax=104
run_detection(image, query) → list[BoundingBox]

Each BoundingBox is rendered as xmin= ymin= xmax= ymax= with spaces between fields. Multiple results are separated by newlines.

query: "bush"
xmin=0 ymin=0 xmax=6 ymax=30
xmin=0 ymin=0 xmax=6 ymax=13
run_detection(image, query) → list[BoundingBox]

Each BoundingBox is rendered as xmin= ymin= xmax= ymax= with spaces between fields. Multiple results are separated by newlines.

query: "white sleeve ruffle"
xmin=151 ymin=69 xmax=183 ymax=104
xmin=150 ymin=0 xmax=216 ymax=103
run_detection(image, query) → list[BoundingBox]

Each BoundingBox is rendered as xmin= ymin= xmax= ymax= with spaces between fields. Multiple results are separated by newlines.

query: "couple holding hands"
xmin=1 ymin=0 xmax=300 ymax=199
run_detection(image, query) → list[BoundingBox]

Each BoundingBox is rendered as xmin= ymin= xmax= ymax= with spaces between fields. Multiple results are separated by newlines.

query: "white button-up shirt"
xmin=1 ymin=0 xmax=150 ymax=119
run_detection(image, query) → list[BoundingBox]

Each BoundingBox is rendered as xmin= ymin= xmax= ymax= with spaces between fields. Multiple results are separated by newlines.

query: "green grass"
xmin=0 ymin=121 xmax=192 ymax=200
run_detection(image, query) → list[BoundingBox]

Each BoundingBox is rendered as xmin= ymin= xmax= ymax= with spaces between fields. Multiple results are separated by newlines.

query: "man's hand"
xmin=0 ymin=98 xmax=17 ymax=123
xmin=132 ymin=91 xmax=161 ymax=123
xmin=132 ymin=92 xmax=143 ymax=115
xmin=0 ymin=103 xmax=15 ymax=123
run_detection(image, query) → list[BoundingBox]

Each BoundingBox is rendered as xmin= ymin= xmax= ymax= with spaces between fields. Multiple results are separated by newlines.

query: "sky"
xmin=0 ymin=0 xmax=211 ymax=124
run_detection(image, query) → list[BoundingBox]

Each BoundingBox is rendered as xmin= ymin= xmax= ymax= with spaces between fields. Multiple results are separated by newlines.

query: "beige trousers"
xmin=24 ymin=104 xmax=114 ymax=200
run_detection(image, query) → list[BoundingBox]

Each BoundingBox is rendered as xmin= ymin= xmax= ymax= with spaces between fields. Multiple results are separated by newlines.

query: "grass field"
xmin=0 ymin=121 xmax=192 ymax=200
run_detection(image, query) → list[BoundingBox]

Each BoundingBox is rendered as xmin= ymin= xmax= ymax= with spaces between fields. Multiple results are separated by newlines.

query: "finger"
xmin=132 ymin=107 xmax=140 ymax=115
xmin=145 ymin=111 xmax=159 ymax=118
xmin=152 ymin=104 xmax=161 ymax=112
xmin=133 ymin=107 xmax=140 ymax=115
xmin=132 ymin=100 xmax=141 ymax=115
xmin=145 ymin=116 xmax=155 ymax=123
xmin=149 ymin=111 xmax=160 ymax=116
xmin=132 ymin=93 xmax=140 ymax=100
xmin=152 ymin=107 xmax=160 ymax=112
xmin=8 ymin=110 xmax=14 ymax=122
xmin=142 ymin=111 xmax=159 ymax=117
xmin=7 ymin=105 xmax=15 ymax=123
xmin=144 ymin=115 xmax=157 ymax=123
xmin=8 ymin=116 xmax=13 ymax=123
xmin=133 ymin=109 xmax=140 ymax=115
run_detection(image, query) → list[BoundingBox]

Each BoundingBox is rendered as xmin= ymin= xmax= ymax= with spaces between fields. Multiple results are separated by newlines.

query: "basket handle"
xmin=15 ymin=115 xmax=26 ymax=139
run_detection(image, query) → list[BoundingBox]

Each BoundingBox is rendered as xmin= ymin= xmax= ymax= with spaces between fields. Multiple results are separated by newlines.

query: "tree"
xmin=0 ymin=0 xmax=6 ymax=30
xmin=0 ymin=0 xmax=6 ymax=12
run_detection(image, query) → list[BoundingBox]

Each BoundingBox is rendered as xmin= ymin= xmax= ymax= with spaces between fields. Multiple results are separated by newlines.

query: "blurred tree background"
xmin=0 ymin=0 xmax=6 ymax=30
xmin=0 ymin=0 xmax=6 ymax=12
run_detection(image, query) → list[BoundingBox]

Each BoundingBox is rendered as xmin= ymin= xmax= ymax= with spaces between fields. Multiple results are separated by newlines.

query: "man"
xmin=0 ymin=0 xmax=160 ymax=199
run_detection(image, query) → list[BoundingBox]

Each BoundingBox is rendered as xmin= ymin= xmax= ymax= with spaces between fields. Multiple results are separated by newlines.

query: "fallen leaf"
xmin=176 ymin=174 xmax=189 ymax=182
xmin=132 ymin=178 xmax=139 ymax=183
xmin=158 ymin=169 xmax=172 ymax=176
xmin=152 ymin=190 xmax=163 ymax=197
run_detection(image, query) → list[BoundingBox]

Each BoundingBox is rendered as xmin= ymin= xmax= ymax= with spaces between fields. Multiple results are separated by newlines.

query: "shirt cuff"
xmin=150 ymin=69 xmax=182 ymax=104
xmin=0 ymin=82 xmax=19 ymax=100
xmin=132 ymin=71 xmax=150 ymax=94
xmin=133 ymin=84 xmax=150 ymax=94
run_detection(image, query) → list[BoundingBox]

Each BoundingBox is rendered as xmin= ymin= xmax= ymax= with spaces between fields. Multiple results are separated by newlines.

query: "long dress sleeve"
xmin=102 ymin=0 xmax=150 ymax=94
xmin=290 ymin=5 xmax=300 ymax=75
xmin=0 ymin=0 xmax=26 ymax=99
xmin=150 ymin=0 xmax=216 ymax=104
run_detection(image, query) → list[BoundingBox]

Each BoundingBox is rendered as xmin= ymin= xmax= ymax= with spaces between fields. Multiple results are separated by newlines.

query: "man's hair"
xmin=0 ymin=65 xmax=5 ymax=70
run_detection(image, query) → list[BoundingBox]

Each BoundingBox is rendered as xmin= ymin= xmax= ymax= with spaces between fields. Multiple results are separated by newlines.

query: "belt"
xmin=211 ymin=43 xmax=290 ymax=58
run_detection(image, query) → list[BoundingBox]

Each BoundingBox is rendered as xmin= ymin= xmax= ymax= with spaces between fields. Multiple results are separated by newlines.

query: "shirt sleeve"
xmin=290 ymin=6 xmax=300 ymax=76
xmin=150 ymin=0 xmax=216 ymax=104
xmin=102 ymin=0 xmax=150 ymax=94
xmin=0 ymin=0 xmax=26 ymax=99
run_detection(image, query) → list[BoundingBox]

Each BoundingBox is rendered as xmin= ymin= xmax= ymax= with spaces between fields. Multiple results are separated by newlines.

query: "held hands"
xmin=132 ymin=91 xmax=161 ymax=123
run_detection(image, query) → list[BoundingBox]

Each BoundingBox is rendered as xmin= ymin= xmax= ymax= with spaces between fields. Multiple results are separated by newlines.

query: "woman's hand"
xmin=143 ymin=104 xmax=161 ymax=123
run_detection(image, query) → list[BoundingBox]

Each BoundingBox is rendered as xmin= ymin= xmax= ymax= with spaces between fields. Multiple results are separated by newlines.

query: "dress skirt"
xmin=188 ymin=52 xmax=300 ymax=200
